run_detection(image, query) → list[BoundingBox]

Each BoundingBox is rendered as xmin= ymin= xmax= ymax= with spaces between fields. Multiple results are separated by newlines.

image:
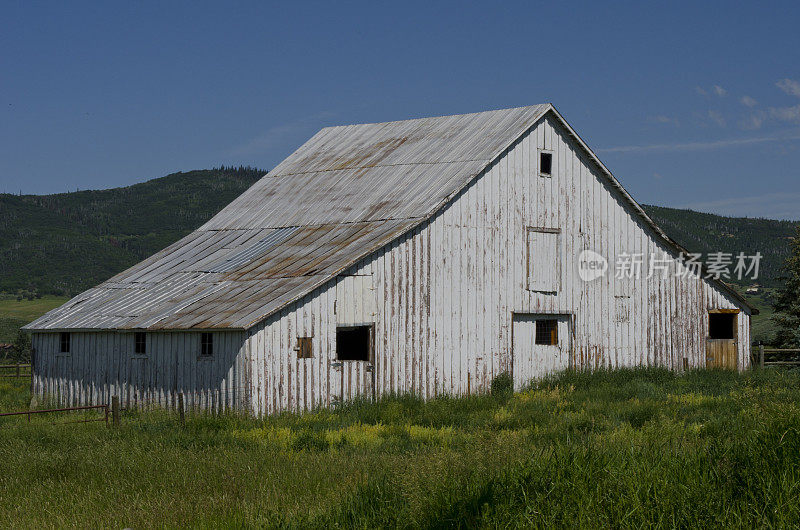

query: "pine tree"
xmin=773 ymin=225 xmax=800 ymax=347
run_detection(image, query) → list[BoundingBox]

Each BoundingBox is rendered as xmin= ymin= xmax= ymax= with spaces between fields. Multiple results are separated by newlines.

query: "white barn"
xmin=25 ymin=104 xmax=756 ymax=415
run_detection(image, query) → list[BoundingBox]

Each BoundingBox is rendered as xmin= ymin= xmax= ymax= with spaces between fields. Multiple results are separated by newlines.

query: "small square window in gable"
xmin=539 ymin=151 xmax=553 ymax=177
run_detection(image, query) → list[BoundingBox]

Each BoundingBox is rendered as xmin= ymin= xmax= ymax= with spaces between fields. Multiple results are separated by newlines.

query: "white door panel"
xmin=512 ymin=314 xmax=571 ymax=390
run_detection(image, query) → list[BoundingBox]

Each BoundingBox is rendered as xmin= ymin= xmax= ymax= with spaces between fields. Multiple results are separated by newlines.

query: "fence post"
xmin=111 ymin=395 xmax=120 ymax=427
xmin=178 ymin=392 xmax=185 ymax=426
xmin=759 ymin=344 xmax=765 ymax=369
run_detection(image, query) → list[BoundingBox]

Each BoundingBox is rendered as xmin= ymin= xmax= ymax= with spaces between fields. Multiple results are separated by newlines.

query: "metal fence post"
xmin=759 ymin=344 xmax=765 ymax=369
xmin=111 ymin=396 xmax=120 ymax=426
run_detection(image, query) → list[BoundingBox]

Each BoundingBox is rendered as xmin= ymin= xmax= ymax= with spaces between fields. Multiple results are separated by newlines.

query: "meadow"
xmin=1 ymin=368 xmax=799 ymax=528
xmin=0 ymin=295 xmax=69 ymax=344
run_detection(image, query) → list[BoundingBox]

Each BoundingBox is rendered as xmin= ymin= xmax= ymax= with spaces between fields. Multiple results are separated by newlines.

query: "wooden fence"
xmin=754 ymin=346 xmax=800 ymax=368
xmin=0 ymin=363 xmax=31 ymax=378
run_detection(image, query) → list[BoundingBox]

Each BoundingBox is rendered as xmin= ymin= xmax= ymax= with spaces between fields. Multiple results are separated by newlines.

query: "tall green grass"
xmin=0 ymin=368 xmax=798 ymax=528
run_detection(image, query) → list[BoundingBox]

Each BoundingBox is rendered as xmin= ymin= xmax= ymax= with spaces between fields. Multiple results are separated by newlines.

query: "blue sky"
xmin=2 ymin=1 xmax=799 ymax=220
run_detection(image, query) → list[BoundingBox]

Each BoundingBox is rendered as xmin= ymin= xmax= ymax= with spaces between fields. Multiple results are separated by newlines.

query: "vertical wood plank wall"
xmin=32 ymin=331 xmax=249 ymax=409
xmin=243 ymin=114 xmax=752 ymax=415
xmin=32 ymin=114 xmax=752 ymax=414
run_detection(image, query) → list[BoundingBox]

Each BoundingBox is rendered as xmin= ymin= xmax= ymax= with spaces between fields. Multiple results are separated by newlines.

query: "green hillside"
xmin=641 ymin=205 xmax=797 ymax=288
xmin=0 ymin=169 xmax=795 ymax=329
xmin=0 ymin=166 xmax=264 ymax=297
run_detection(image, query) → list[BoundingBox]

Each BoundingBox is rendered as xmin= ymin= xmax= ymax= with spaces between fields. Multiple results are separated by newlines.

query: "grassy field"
xmin=1 ymin=368 xmax=799 ymax=528
xmin=0 ymin=295 xmax=69 ymax=343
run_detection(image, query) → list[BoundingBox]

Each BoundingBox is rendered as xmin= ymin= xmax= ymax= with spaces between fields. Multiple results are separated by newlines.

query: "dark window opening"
xmin=709 ymin=313 xmax=736 ymax=340
xmin=297 ymin=337 xmax=313 ymax=359
xmin=540 ymin=152 xmax=552 ymax=176
xmin=201 ymin=332 xmax=213 ymax=356
xmin=336 ymin=326 xmax=371 ymax=361
xmin=60 ymin=332 xmax=70 ymax=353
xmin=134 ymin=332 xmax=146 ymax=355
xmin=535 ymin=319 xmax=558 ymax=345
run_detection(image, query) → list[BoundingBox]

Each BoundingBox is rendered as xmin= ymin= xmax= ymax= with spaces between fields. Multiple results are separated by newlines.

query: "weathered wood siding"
xmin=243 ymin=114 xmax=752 ymax=415
xmin=31 ymin=331 xmax=249 ymax=409
xmin=31 ymin=113 xmax=752 ymax=414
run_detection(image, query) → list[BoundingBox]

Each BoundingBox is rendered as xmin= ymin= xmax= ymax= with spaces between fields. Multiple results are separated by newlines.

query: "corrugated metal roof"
xmin=25 ymin=102 xmax=756 ymax=331
xmin=26 ymin=105 xmax=550 ymax=330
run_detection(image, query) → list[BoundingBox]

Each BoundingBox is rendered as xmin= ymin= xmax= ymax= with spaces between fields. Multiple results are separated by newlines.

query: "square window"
xmin=59 ymin=332 xmax=70 ymax=353
xmin=336 ymin=326 xmax=371 ymax=361
xmin=540 ymin=152 xmax=553 ymax=176
xmin=297 ymin=337 xmax=313 ymax=359
xmin=709 ymin=313 xmax=736 ymax=340
xmin=134 ymin=332 xmax=146 ymax=355
xmin=200 ymin=333 xmax=213 ymax=356
xmin=535 ymin=319 xmax=558 ymax=345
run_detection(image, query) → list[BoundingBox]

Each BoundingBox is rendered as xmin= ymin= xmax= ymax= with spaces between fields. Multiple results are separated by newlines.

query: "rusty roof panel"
xmin=25 ymin=105 xmax=550 ymax=331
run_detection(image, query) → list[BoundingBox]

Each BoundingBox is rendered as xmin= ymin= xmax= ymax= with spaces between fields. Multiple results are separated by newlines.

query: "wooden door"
xmin=333 ymin=270 xmax=376 ymax=407
xmin=705 ymin=340 xmax=737 ymax=369
xmin=334 ymin=360 xmax=374 ymax=404
xmin=331 ymin=325 xmax=375 ymax=406
xmin=705 ymin=311 xmax=738 ymax=370
xmin=512 ymin=314 xmax=571 ymax=390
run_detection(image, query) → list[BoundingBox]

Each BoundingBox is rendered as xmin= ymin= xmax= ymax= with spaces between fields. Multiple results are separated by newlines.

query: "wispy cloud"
xmin=707 ymin=109 xmax=726 ymax=127
xmin=228 ymin=111 xmax=339 ymax=156
xmin=712 ymin=85 xmax=727 ymax=97
xmin=769 ymin=105 xmax=800 ymax=123
xmin=684 ymin=192 xmax=800 ymax=221
xmin=695 ymin=86 xmax=708 ymax=96
xmin=737 ymin=105 xmax=800 ymax=129
xmin=739 ymin=112 xmax=765 ymax=130
xmin=777 ymin=78 xmax=800 ymax=97
xmin=649 ymin=115 xmax=679 ymax=126
xmin=597 ymin=133 xmax=800 ymax=154
xmin=740 ymin=95 xmax=758 ymax=107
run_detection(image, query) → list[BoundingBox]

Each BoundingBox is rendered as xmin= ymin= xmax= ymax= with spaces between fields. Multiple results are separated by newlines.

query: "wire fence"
xmin=0 ymin=404 xmax=108 ymax=426
xmin=1 ymin=387 xmax=243 ymax=429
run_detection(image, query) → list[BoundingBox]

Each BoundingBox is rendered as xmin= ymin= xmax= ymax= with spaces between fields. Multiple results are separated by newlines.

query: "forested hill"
xmin=0 ymin=167 xmax=265 ymax=297
xmin=641 ymin=205 xmax=797 ymax=287
xmin=0 ymin=167 xmax=796 ymax=297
